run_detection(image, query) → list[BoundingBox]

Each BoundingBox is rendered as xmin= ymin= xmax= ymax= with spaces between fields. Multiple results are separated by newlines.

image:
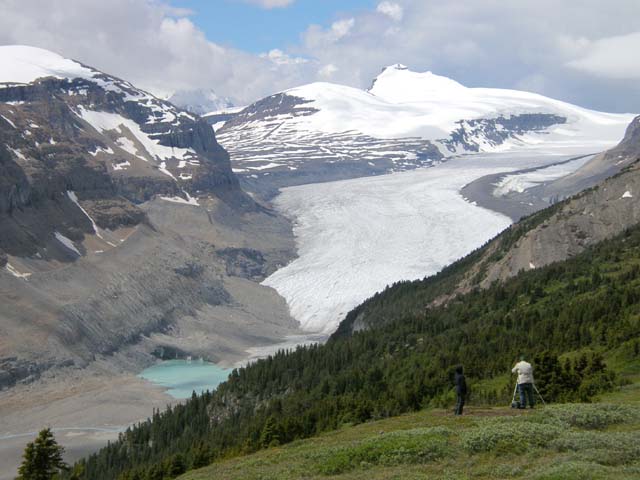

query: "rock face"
xmin=442 ymin=113 xmax=567 ymax=153
xmin=0 ymin=46 xmax=298 ymax=389
xmin=0 ymin=48 xmax=243 ymax=260
xmin=454 ymin=116 xmax=640 ymax=292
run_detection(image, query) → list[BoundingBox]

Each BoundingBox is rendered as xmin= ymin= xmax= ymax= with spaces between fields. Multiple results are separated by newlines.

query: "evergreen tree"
xmin=259 ymin=416 xmax=280 ymax=448
xmin=17 ymin=428 xmax=68 ymax=480
xmin=167 ymin=454 xmax=186 ymax=478
xmin=190 ymin=444 xmax=210 ymax=469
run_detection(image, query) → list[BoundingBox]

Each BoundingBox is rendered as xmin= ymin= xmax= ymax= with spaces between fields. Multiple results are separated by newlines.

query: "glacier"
xmin=262 ymin=149 xmax=598 ymax=334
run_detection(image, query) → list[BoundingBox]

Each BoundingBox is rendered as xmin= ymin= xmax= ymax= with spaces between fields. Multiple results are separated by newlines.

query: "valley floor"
xmin=0 ymin=369 xmax=172 ymax=480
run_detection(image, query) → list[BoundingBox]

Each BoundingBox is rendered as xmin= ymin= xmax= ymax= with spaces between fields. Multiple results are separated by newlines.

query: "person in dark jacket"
xmin=454 ymin=365 xmax=467 ymax=415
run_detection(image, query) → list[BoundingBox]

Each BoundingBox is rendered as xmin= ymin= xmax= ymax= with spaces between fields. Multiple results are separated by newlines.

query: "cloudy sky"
xmin=1 ymin=0 xmax=639 ymax=112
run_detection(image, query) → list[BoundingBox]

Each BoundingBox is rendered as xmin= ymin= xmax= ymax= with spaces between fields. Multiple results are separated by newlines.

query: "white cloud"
xmin=296 ymin=0 xmax=640 ymax=112
xmin=240 ymin=0 xmax=295 ymax=8
xmin=376 ymin=2 xmax=403 ymax=22
xmin=0 ymin=0 xmax=638 ymax=112
xmin=303 ymin=18 xmax=356 ymax=51
xmin=318 ymin=64 xmax=338 ymax=78
xmin=0 ymin=0 xmax=313 ymax=104
xmin=567 ymin=31 xmax=640 ymax=79
xmin=330 ymin=18 xmax=356 ymax=40
xmin=260 ymin=49 xmax=309 ymax=66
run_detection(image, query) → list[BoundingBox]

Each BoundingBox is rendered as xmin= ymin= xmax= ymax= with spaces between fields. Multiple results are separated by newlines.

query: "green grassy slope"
xmin=79 ymin=222 xmax=640 ymax=480
xmin=181 ymin=379 xmax=640 ymax=480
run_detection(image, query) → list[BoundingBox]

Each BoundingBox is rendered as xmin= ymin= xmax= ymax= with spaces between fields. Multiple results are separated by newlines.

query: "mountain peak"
xmin=368 ymin=65 xmax=467 ymax=103
xmin=383 ymin=63 xmax=409 ymax=72
xmin=167 ymin=88 xmax=235 ymax=116
xmin=0 ymin=45 xmax=95 ymax=85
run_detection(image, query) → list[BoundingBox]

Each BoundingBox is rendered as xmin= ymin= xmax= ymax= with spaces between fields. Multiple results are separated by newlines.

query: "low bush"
xmin=539 ymin=403 xmax=639 ymax=430
xmin=316 ymin=426 xmax=452 ymax=475
xmin=461 ymin=419 xmax=561 ymax=454
xmin=529 ymin=461 xmax=617 ymax=480
xmin=552 ymin=431 xmax=640 ymax=466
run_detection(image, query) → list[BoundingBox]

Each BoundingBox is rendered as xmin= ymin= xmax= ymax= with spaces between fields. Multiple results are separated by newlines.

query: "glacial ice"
xmin=263 ymin=151 xmax=590 ymax=334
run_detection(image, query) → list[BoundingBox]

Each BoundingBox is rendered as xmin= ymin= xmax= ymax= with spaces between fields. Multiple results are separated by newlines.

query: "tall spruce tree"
xmin=17 ymin=428 xmax=68 ymax=480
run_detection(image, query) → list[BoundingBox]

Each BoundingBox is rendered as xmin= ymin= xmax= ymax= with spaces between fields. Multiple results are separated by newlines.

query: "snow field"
xmin=493 ymin=155 xmax=595 ymax=196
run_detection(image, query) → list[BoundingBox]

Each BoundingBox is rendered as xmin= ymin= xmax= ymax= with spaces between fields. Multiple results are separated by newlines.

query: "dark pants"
xmin=455 ymin=394 xmax=465 ymax=415
xmin=518 ymin=383 xmax=535 ymax=408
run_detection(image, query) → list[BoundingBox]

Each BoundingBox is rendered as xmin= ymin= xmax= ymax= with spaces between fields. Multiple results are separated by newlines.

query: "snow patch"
xmin=54 ymin=231 xmax=81 ymax=256
xmin=89 ymin=146 xmax=114 ymax=156
xmin=622 ymin=191 xmax=633 ymax=199
xmin=76 ymin=107 xmax=194 ymax=163
xmin=116 ymin=137 xmax=146 ymax=161
xmin=160 ymin=192 xmax=199 ymax=206
xmin=67 ymin=190 xmax=103 ymax=239
xmin=8 ymin=147 xmax=26 ymax=160
xmin=0 ymin=114 xmax=16 ymax=128
xmin=159 ymin=161 xmax=175 ymax=179
xmin=112 ymin=160 xmax=131 ymax=171
xmin=0 ymin=45 xmax=96 ymax=84
xmin=494 ymin=155 xmax=594 ymax=197
xmin=5 ymin=263 xmax=31 ymax=279
xmin=247 ymin=162 xmax=283 ymax=171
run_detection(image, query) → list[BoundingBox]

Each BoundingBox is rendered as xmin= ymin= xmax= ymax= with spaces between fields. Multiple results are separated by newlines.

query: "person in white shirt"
xmin=512 ymin=355 xmax=535 ymax=409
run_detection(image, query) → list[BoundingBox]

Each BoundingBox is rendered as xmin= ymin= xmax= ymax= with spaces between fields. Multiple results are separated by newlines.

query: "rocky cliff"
xmin=0 ymin=46 xmax=297 ymax=390
xmin=469 ymin=116 xmax=640 ymax=288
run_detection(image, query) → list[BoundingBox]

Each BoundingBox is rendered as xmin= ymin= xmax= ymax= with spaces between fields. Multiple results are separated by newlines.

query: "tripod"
xmin=511 ymin=383 xmax=546 ymax=407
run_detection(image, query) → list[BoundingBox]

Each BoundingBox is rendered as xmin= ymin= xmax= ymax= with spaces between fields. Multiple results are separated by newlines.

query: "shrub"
xmin=461 ymin=419 xmax=561 ymax=454
xmin=551 ymin=431 xmax=640 ymax=466
xmin=316 ymin=426 xmax=452 ymax=475
xmin=530 ymin=461 xmax=614 ymax=480
xmin=539 ymin=404 xmax=639 ymax=430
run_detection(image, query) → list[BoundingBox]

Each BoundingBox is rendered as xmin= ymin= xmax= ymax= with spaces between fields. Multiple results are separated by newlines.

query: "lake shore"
xmin=0 ymin=367 xmax=172 ymax=480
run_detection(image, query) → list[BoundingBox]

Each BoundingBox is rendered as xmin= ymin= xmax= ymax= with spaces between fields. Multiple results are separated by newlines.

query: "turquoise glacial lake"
xmin=139 ymin=360 xmax=231 ymax=399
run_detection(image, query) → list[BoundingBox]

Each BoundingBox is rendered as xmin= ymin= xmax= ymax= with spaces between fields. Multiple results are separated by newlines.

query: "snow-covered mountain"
xmin=0 ymin=46 xmax=294 ymax=390
xmin=216 ymin=64 xmax=634 ymax=196
xmin=167 ymin=88 xmax=235 ymax=116
xmin=0 ymin=45 xmax=238 ymax=204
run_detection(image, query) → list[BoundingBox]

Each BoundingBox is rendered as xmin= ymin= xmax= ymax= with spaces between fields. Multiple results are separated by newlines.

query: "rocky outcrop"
xmin=218 ymin=247 xmax=267 ymax=281
xmin=478 ymin=160 xmax=640 ymax=286
xmin=222 ymin=93 xmax=318 ymax=129
xmin=442 ymin=114 xmax=567 ymax=153
xmin=452 ymin=117 xmax=640 ymax=292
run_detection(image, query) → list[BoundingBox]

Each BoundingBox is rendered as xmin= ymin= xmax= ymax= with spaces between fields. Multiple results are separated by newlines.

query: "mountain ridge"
xmin=215 ymin=65 xmax=633 ymax=199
